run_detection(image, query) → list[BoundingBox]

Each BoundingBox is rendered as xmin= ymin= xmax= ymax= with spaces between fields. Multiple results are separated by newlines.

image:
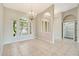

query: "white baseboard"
xmin=3 ymin=38 xmax=34 ymax=45
xmin=3 ymin=35 xmax=36 ymax=45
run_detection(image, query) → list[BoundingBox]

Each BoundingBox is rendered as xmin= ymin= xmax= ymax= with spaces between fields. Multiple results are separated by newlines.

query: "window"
xmin=41 ymin=12 xmax=50 ymax=32
xmin=45 ymin=21 xmax=47 ymax=32
xmin=13 ymin=17 xmax=32 ymax=37
xmin=41 ymin=20 xmax=49 ymax=32
xmin=13 ymin=20 xmax=17 ymax=36
xmin=63 ymin=21 xmax=75 ymax=39
xmin=19 ymin=17 xmax=32 ymax=35
xmin=20 ymin=19 xmax=28 ymax=35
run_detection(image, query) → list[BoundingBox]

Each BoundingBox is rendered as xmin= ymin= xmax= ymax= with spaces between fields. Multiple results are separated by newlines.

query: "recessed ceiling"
xmin=3 ymin=3 xmax=78 ymax=15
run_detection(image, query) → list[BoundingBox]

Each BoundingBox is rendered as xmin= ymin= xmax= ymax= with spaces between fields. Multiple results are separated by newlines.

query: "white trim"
xmin=3 ymin=35 xmax=35 ymax=45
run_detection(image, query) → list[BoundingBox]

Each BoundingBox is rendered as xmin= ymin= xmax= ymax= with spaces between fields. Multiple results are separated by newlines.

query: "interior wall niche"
xmin=63 ymin=14 xmax=77 ymax=41
xmin=41 ymin=20 xmax=49 ymax=32
xmin=36 ymin=5 xmax=54 ymax=43
xmin=41 ymin=12 xmax=51 ymax=32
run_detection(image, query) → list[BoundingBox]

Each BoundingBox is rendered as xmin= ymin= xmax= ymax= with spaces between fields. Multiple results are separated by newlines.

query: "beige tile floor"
xmin=2 ymin=39 xmax=79 ymax=56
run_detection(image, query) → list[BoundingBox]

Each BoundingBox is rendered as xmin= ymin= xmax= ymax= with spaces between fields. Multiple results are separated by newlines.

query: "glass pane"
xmin=45 ymin=21 xmax=47 ymax=32
xmin=29 ymin=22 xmax=31 ymax=34
xmin=13 ymin=20 xmax=17 ymax=37
xmin=63 ymin=21 xmax=75 ymax=39
xmin=20 ymin=19 xmax=28 ymax=35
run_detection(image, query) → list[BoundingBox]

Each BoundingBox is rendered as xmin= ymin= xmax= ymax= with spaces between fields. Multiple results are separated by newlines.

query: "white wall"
xmin=53 ymin=13 xmax=62 ymax=42
xmin=77 ymin=21 xmax=79 ymax=42
xmin=0 ymin=4 xmax=4 ymax=44
xmin=0 ymin=4 xmax=4 ymax=55
xmin=77 ymin=5 xmax=79 ymax=42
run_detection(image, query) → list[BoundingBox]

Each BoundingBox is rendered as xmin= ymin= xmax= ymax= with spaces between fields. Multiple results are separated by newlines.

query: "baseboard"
xmin=3 ymin=38 xmax=34 ymax=45
xmin=3 ymin=35 xmax=36 ymax=45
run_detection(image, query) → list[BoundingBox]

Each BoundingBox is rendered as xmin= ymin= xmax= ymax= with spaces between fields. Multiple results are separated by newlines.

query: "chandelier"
xmin=28 ymin=10 xmax=37 ymax=21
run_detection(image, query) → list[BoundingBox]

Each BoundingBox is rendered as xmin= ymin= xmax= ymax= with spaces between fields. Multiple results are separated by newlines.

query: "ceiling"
xmin=54 ymin=3 xmax=78 ymax=14
xmin=3 ymin=3 xmax=78 ymax=15
xmin=3 ymin=3 xmax=52 ymax=14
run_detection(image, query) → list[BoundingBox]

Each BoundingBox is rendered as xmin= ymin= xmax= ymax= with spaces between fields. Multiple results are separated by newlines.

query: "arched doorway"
xmin=62 ymin=14 xmax=77 ymax=41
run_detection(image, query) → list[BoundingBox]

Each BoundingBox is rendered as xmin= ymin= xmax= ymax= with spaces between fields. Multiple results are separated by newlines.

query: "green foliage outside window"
xmin=13 ymin=20 xmax=16 ymax=36
xmin=20 ymin=19 xmax=28 ymax=35
xmin=13 ymin=18 xmax=31 ymax=36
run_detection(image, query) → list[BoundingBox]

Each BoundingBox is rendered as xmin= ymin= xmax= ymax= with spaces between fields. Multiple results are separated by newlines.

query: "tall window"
xmin=13 ymin=17 xmax=32 ymax=37
xmin=19 ymin=17 xmax=32 ymax=35
xmin=41 ymin=20 xmax=49 ymax=32
xmin=45 ymin=21 xmax=47 ymax=32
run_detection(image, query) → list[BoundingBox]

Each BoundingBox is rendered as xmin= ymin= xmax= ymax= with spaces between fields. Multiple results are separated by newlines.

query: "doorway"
xmin=62 ymin=15 xmax=77 ymax=41
xmin=63 ymin=21 xmax=75 ymax=40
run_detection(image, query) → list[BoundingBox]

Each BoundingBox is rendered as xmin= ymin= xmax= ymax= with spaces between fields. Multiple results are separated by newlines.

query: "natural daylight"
xmin=0 ymin=3 xmax=79 ymax=56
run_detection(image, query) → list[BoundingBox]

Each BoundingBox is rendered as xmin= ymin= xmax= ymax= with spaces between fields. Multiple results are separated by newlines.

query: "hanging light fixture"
xmin=28 ymin=7 xmax=37 ymax=21
xmin=28 ymin=10 xmax=35 ymax=20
